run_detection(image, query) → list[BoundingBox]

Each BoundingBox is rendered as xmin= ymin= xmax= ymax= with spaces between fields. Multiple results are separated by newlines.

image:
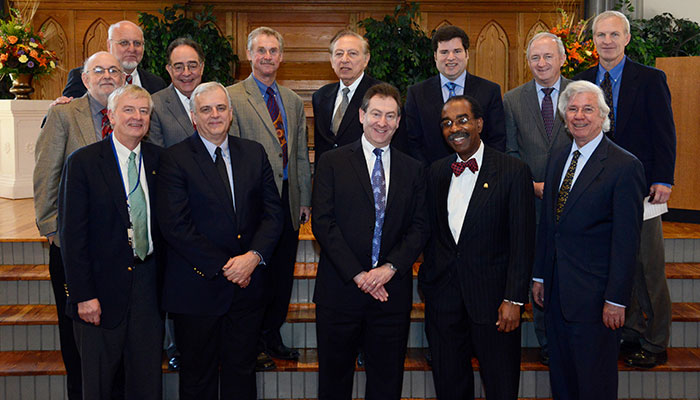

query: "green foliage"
xmin=616 ymin=0 xmax=700 ymax=66
xmin=138 ymin=4 xmax=237 ymax=86
xmin=359 ymin=2 xmax=436 ymax=98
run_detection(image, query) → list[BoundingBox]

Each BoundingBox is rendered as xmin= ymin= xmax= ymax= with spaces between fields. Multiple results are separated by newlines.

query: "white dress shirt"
xmin=112 ymin=136 xmax=153 ymax=255
xmin=126 ymin=69 xmax=142 ymax=88
xmin=332 ymin=72 xmax=364 ymax=122
xmin=447 ymin=141 xmax=484 ymax=243
xmin=174 ymin=86 xmax=193 ymax=122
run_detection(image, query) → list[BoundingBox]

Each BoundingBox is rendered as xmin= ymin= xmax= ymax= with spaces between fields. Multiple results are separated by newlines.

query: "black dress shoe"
xmin=255 ymin=351 xmax=277 ymax=371
xmin=539 ymin=348 xmax=549 ymax=366
xmin=267 ymin=343 xmax=300 ymax=360
xmin=619 ymin=340 xmax=641 ymax=359
xmin=624 ymin=348 xmax=668 ymax=368
xmin=168 ymin=356 xmax=180 ymax=371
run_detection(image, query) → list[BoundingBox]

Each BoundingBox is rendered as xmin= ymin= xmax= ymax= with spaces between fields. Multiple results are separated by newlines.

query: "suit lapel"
xmin=188 ymin=134 xmax=237 ymax=225
xmin=551 ymin=78 xmax=570 ymax=144
xmin=165 ymin=85 xmax=195 ymax=135
xmin=523 ymin=81 xmax=549 ymax=144
xmin=550 ymin=147 xmax=569 ymax=215
xmin=616 ymin=60 xmax=640 ymax=137
xmin=349 ymin=142 xmax=374 ymax=205
xmin=436 ymin=157 xmax=456 ymax=248
xmin=336 ymin=76 xmax=367 ymax=138
xmin=428 ymin=76 xmax=445 ymax=124
xmin=75 ymin=96 xmax=99 ymax=147
xmin=458 ymin=147 xmax=497 ymax=243
xmin=558 ymin=138 xmax=608 ymax=222
xmin=97 ymin=138 xmax=130 ymax=227
xmin=243 ymin=75 xmax=278 ymax=140
xmin=278 ymin=86 xmax=296 ymax=152
xmin=318 ymin=83 xmax=339 ymax=142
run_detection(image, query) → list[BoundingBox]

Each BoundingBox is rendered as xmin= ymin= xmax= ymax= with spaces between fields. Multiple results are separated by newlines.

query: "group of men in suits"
xmin=32 ymin=8 xmax=676 ymax=399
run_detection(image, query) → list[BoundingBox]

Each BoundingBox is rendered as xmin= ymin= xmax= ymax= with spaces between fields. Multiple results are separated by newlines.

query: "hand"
xmin=49 ymin=96 xmax=73 ymax=108
xmin=533 ymin=181 xmax=544 ymax=199
xmin=357 ymin=264 xmax=396 ymax=293
xmin=496 ymin=301 xmax=521 ymax=333
xmin=46 ymin=235 xmax=55 ymax=245
xmin=299 ymin=206 xmax=311 ymax=224
xmin=602 ymin=302 xmax=625 ymax=330
xmin=532 ymin=281 xmax=544 ymax=307
xmin=649 ymin=184 xmax=672 ymax=204
xmin=77 ymin=298 xmax=101 ymax=326
xmin=222 ymin=251 xmax=260 ymax=288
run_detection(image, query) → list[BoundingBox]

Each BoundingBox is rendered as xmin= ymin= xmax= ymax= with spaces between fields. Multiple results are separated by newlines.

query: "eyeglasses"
xmin=88 ymin=66 xmax=123 ymax=76
xmin=111 ymin=39 xmax=144 ymax=49
xmin=566 ymin=106 xmax=598 ymax=115
xmin=439 ymin=116 xmax=471 ymax=129
xmin=170 ymin=61 xmax=201 ymax=73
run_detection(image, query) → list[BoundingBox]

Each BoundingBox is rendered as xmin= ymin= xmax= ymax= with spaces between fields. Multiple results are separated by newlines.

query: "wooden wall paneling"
xmin=474 ymin=20 xmax=509 ymax=95
xmin=82 ymin=18 xmax=110 ymax=62
xmin=656 ymin=56 xmax=700 ymax=211
xmin=35 ymin=18 xmax=69 ymax=101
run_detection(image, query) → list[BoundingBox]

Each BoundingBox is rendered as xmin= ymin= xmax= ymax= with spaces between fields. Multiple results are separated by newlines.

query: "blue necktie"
xmin=371 ymin=148 xmax=386 ymax=267
xmin=445 ymin=81 xmax=458 ymax=98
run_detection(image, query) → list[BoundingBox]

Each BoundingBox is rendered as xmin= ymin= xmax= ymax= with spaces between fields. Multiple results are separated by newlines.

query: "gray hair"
xmin=329 ymin=29 xmax=369 ymax=55
xmin=592 ymin=10 xmax=630 ymax=36
xmin=558 ymin=80 xmax=611 ymax=132
xmin=247 ymin=26 xmax=284 ymax=53
xmin=108 ymin=20 xmax=144 ymax=40
xmin=189 ymin=82 xmax=233 ymax=113
xmin=107 ymin=84 xmax=153 ymax=113
xmin=526 ymin=32 xmax=566 ymax=60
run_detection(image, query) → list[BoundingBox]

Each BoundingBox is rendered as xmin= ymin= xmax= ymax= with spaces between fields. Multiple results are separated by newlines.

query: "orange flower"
xmin=38 ymin=57 xmax=47 ymax=67
xmin=29 ymin=50 xmax=38 ymax=59
xmin=0 ymin=37 xmax=4 ymax=46
xmin=7 ymin=36 xmax=17 ymax=44
xmin=0 ymin=54 xmax=7 ymax=62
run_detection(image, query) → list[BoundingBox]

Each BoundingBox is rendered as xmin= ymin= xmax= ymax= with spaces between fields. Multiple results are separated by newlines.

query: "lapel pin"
xmin=152 ymin=171 xmax=156 ymax=175
xmin=483 ymin=183 xmax=489 ymax=189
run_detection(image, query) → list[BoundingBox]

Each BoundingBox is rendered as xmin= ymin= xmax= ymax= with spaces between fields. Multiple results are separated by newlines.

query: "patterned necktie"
xmin=265 ymin=87 xmax=288 ymax=169
xmin=126 ymin=74 xmax=133 ymax=85
xmin=541 ymin=87 xmax=555 ymax=139
xmin=445 ymin=81 xmax=458 ymax=98
xmin=214 ymin=147 xmax=235 ymax=211
xmin=127 ymin=152 xmax=148 ymax=260
xmin=371 ymin=148 xmax=386 ymax=267
xmin=100 ymin=109 xmax=112 ymax=138
xmin=600 ymin=72 xmax=615 ymax=138
xmin=451 ymin=158 xmax=478 ymax=176
xmin=331 ymin=87 xmax=350 ymax=135
xmin=555 ymin=150 xmax=581 ymax=222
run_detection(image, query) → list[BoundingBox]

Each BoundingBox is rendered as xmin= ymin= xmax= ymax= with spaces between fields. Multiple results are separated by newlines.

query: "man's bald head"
xmin=82 ymin=51 xmax=125 ymax=106
xmin=107 ymin=20 xmax=145 ymax=73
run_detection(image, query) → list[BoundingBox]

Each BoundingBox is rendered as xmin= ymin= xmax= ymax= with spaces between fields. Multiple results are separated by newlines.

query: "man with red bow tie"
xmin=419 ymin=95 xmax=535 ymax=400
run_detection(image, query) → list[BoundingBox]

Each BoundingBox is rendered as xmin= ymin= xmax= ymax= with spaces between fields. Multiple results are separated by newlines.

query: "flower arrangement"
xmin=549 ymin=8 xmax=598 ymax=78
xmin=0 ymin=8 xmax=58 ymax=78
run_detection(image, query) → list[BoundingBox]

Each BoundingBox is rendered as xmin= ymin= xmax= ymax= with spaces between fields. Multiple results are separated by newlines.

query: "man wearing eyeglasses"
xmin=62 ymin=20 xmax=166 ymax=98
xmin=33 ymin=51 xmax=126 ymax=400
xmin=148 ymin=38 xmax=204 ymax=148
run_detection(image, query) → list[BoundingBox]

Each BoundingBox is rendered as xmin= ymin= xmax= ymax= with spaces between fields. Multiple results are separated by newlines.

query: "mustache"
xmin=447 ymin=131 xmax=470 ymax=141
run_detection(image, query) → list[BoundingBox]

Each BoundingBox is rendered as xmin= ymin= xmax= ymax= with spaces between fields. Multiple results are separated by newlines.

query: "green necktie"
xmin=128 ymin=152 xmax=149 ymax=260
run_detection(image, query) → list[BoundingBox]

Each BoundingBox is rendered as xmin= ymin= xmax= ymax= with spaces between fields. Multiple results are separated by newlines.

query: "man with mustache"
xmin=33 ymin=51 xmax=126 ymax=400
xmin=420 ymin=95 xmax=535 ymax=399
xmin=58 ymin=84 xmax=164 ymax=399
xmin=226 ymin=27 xmax=312 ymax=369
xmin=62 ymin=20 xmax=166 ymax=98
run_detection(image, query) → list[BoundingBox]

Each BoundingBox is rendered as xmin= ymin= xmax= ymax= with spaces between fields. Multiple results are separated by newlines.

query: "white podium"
xmin=0 ymin=99 xmax=52 ymax=199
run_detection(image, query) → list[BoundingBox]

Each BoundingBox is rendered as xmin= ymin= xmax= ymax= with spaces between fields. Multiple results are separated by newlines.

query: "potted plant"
xmin=0 ymin=7 xmax=58 ymax=99
xmin=139 ymin=4 xmax=237 ymax=86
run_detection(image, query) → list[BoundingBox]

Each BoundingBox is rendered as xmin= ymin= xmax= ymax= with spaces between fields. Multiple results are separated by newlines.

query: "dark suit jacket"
xmin=420 ymin=146 xmax=535 ymax=324
xmin=533 ymin=136 xmax=646 ymax=322
xmin=148 ymin=84 xmax=194 ymax=148
xmin=157 ymin=133 xmax=283 ymax=316
xmin=403 ymin=73 xmax=506 ymax=163
xmin=311 ymin=140 xmax=429 ymax=312
xmin=311 ymin=74 xmax=381 ymax=162
xmin=62 ymin=66 xmax=167 ymax=98
xmin=58 ymin=138 xmax=163 ymax=329
xmin=575 ymin=58 xmax=676 ymax=188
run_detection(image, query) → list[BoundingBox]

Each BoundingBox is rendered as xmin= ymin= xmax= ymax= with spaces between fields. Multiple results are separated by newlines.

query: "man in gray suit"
xmin=226 ymin=26 xmax=312 ymax=369
xmin=148 ymin=38 xmax=204 ymax=148
xmin=503 ymin=32 xmax=571 ymax=364
xmin=33 ymin=51 xmax=125 ymax=400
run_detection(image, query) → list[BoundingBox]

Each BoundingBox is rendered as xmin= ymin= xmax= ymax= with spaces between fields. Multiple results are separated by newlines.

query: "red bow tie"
xmin=451 ymin=158 xmax=478 ymax=176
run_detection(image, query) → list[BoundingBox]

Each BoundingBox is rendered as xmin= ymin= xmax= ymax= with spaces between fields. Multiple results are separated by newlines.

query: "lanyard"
xmin=109 ymin=134 xmax=143 ymax=198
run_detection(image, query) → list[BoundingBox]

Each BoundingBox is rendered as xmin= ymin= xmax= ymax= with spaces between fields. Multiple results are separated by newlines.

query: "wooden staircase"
xmin=2 ymin=198 xmax=700 ymax=399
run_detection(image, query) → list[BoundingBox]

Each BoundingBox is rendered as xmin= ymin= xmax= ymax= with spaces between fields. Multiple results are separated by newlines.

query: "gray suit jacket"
xmin=504 ymin=78 xmax=572 ymax=182
xmin=148 ymin=84 xmax=195 ymax=148
xmin=226 ymin=75 xmax=311 ymax=230
xmin=33 ymin=95 xmax=99 ymax=246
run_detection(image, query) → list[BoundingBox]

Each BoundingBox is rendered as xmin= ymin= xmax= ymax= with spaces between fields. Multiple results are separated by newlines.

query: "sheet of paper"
xmin=643 ymin=196 xmax=668 ymax=221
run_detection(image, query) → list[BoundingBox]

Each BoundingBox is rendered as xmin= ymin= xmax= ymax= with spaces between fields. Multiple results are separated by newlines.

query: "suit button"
xmin=237 ymin=234 xmax=242 ymax=239
xmin=333 ymin=143 xmax=338 ymax=148
xmin=278 ymin=153 xmax=283 ymax=158
xmin=278 ymin=173 xmax=283 ymax=178
xmin=128 ymin=266 xmax=133 ymax=271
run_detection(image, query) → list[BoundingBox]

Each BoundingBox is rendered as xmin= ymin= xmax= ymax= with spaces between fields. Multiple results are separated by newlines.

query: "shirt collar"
xmin=440 ymin=70 xmax=467 ymax=89
xmin=597 ymin=55 xmax=626 ymax=84
xmin=361 ymin=134 xmax=390 ymax=158
xmin=198 ymin=133 xmax=230 ymax=160
xmin=534 ymin=76 xmax=562 ymax=93
xmin=112 ymin=133 xmax=141 ymax=161
xmin=87 ymin=93 xmax=106 ymax=117
xmin=570 ymin=131 xmax=604 ymax=159
xmin=340 ymin=72 xmax=364 ymax=94
xmin=454 ymin=140 xmax=484 ymax=167
xmin=252 ymin=74 xmax=278 ymax=97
